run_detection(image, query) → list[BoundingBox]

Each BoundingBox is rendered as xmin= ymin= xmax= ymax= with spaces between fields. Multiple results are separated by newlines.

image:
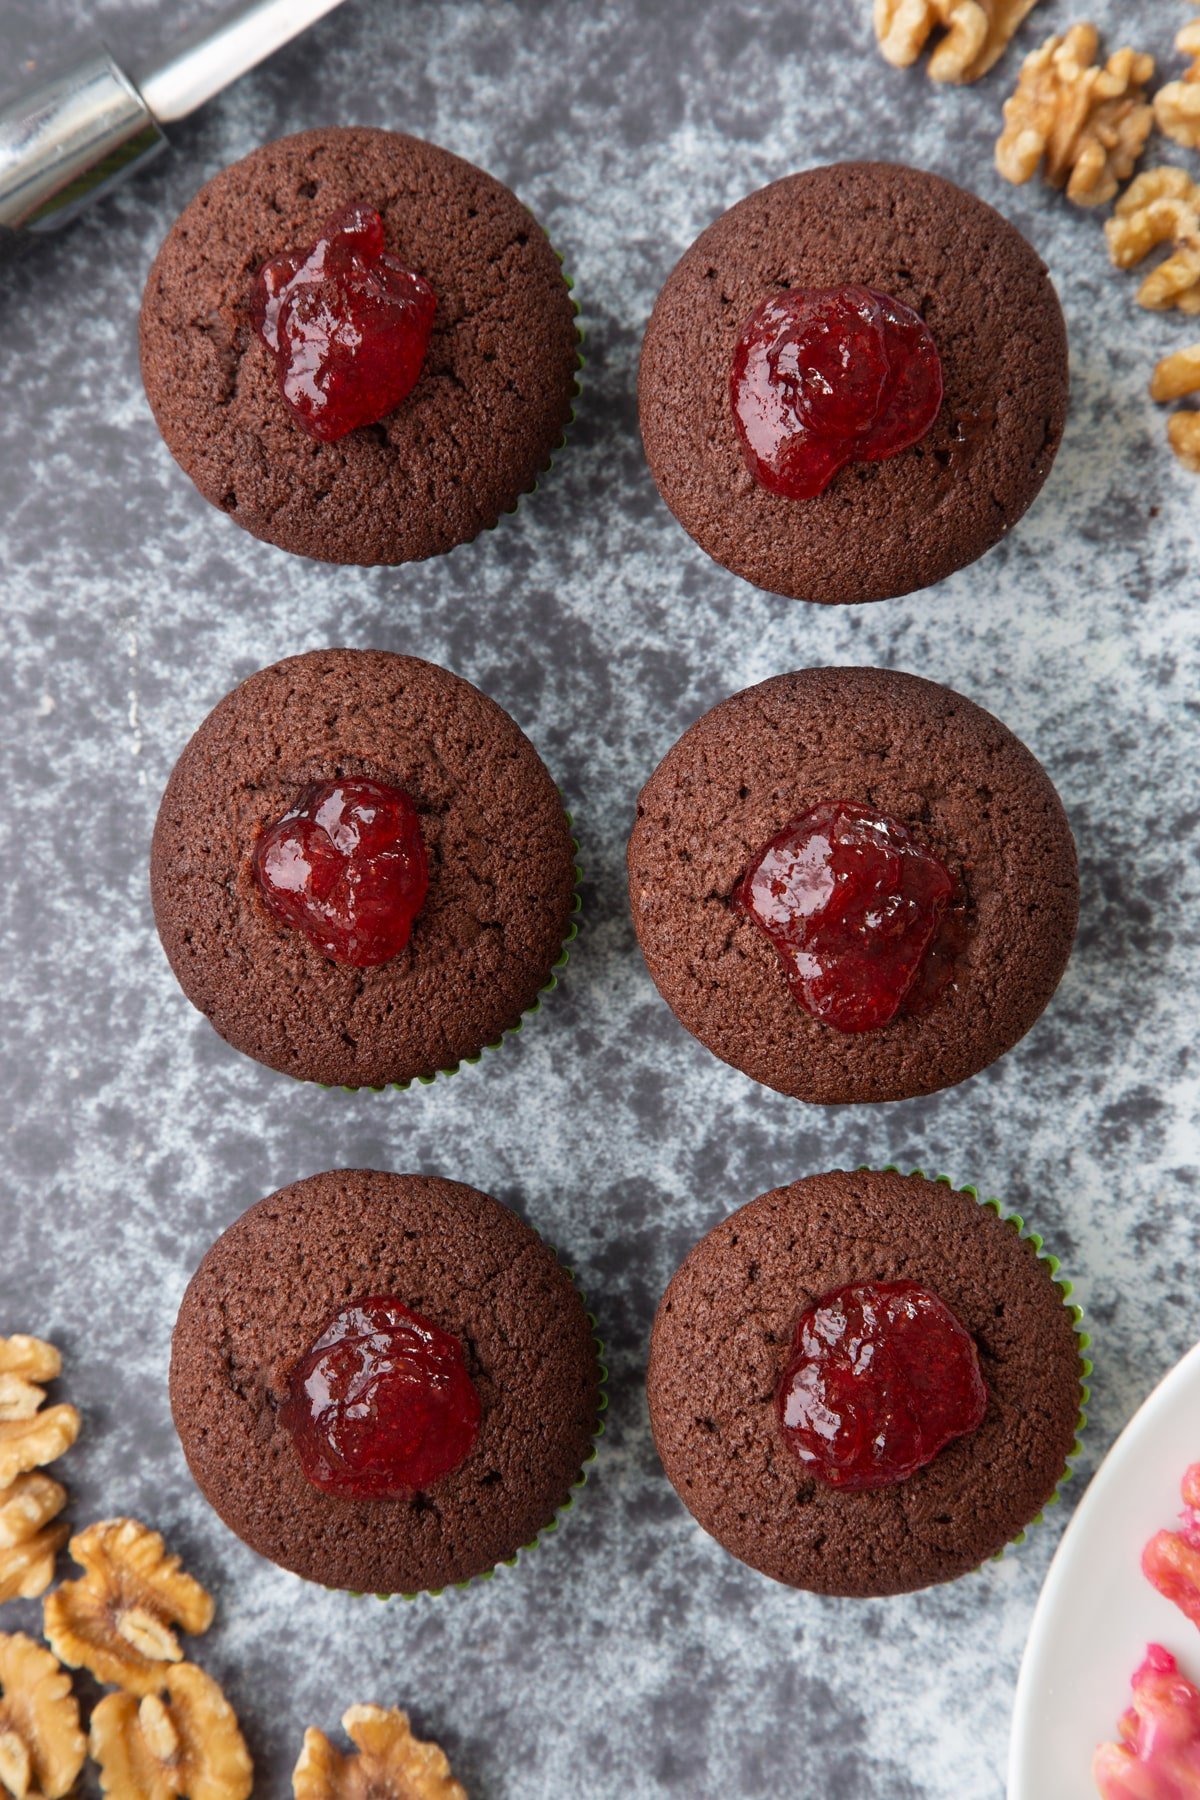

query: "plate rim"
xmin=1007 ymin=1336 xmax=1200 ymax=1799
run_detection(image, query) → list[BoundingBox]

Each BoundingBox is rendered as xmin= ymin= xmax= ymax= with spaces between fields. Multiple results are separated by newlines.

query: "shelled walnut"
xmin=1155 ymin=18 xmax=1200 ymax=151
xmin=0 ymin=1336 xmax=77 ymax=1605
xmin=0 ymin=1476 xmax=68 ymax=1606
xmin=292 ymin=1705 xmax=468 ymax=1800
xmin=1106 ymin=168 xmax=1200 ymax=314
xmin=0 ymin=1632 xmax=85 ymax=1800
xmin=995 ymin=23 xmax=1154 ymax=205
xmin=0 ymin=1341 xmax=62 ymax=1388
xmin=1166 ymin=412 xmax=1200 ymax=470
xmin=874 ymin=0 xmax=1041 ymax=84
xmin=44 ymin=1519 xmax=214 ymax=1695
xmin=91 ymin=1661 xmax=253 ymax=1800
xmin=0 ymin=1409 xmax=78 ymax=1494
xmin=1151 ymin=343 xmax=1200 ymax=472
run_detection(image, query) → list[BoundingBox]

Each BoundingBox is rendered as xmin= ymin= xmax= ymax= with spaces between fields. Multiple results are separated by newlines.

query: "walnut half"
xmin=874 ymin=0 xmax=1041 ymax=84
xmin=0 ymin=1632 xmax=85 ymax=1800
xmin=0 ymin=1408 xmax=78 ymax=1494
xmin=1155 ymin=18 xmax=1200 ymax=152
xmin=1151 ymin=343 xmax=1200 ymax=473
xmin=91 ymin=1661 xmax=253 ymax=1800
xmin=995 ymin=23 xmax=1154 ymax=205
xmin=44 ymin=1519 xmax=214 ymax=1696
xmin=0 ymin=1336 xmax=77 ymax=1605
xmin=0 ymin=1476 xmax=68 ymax=1606
xmin=292 ymin=1705 xmax=467 ymax=1800
xmin=0 ymin=1341 xmax=62 ymax=1388
xmin=1105 ymin=168 xmax=1200 ymax=315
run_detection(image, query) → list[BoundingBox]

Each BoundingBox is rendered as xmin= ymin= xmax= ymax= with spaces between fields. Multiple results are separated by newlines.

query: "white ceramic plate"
xmin=1009 ymin=1339 xmax=1200 ymax=1799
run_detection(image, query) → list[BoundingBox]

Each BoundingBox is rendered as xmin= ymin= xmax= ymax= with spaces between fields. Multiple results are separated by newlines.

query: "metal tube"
xmin=138 ymin=0 xmax=348 ymax=124
xmin=0 ymin=0 xmax=346 ymax=237
xmin=0 ymin=53 xmax=165 ymax=234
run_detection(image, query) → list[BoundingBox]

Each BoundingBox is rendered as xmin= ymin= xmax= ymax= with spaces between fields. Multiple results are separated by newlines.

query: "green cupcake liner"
xmin=348 ymin=1248 xmax=608 ymax=1601
xmin=325 ymin=821 xmax=582 ymax=1095
xmin=881 ymin=1165 xmax=1092 ymax=1560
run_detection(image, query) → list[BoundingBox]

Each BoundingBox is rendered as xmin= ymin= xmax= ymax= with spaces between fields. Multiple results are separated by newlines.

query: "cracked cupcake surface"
xmin=627 ymin=665 xmax=1078 ymax=1105
xmin=638 ymin=160 xmax=1069 ymax=604
xmin=647 ymin=1169 xmax=1085 ymax=1596
xmin=139 ymin=127 xmax=579 ymax=565
xmin=170 ymin=1171 xmax=603 ymax=1594
xmin=150 ymin=648 xmax=577 ymax=1088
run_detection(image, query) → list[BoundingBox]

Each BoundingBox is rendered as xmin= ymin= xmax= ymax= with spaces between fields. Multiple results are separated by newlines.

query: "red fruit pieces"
xmin=734 ymin=800 xmax=960 ymax=1033
xmin=1144 ymin=1463 xmax=1200 ymax=1630
xmin=252 ymin=203 xmax=435 ymax=440
xmin=776 ymin=1280 xmax=987 ymax=1491
xmin=1094 ymin=1645 xmax=1200 ymax=1799
xmin=252 ymin=778 xmax=429 ymax=968
xmin=730 ymin=285 xmax=943 ymax=498
xmin=281 ymin=1297 xmax=481 ymax=1498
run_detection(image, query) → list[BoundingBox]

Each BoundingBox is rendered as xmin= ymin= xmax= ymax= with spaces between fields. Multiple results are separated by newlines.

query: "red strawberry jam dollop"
xmin=730 ymin=285 xmax=943 ymax=499
xmin=252 ymin=777 xmax=429 ymax=968
xmin=251 ymin=203 xmax=436 ymax=441
xmin=777 ymin=1280 xmax=987 ymax=1491
xmin=734 ymin=799 xmax=962 ymax=1034
xmin=282 ymin=1297 xmax=482 ymax=1497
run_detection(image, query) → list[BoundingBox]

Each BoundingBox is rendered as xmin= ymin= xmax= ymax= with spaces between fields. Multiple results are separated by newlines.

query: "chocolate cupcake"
xmin=140 ymin=127 xmax=579 ymax=564
xmin=171 ymin=1171 xmax=604 ymax=1594
xmin=647 ymin=1169 xmax=1087 ymax=1597
xmin=638 ymin=161 xmax=1068 ymax=604
xmin=627 ymin=666 xmax=1078 ymax=1104
xmin=151 ymin=648 xmax=578 ymax=1089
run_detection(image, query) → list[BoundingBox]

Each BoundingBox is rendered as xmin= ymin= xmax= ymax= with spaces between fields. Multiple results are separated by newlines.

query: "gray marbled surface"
xmin=1 ymin=2 xmax=1198 ymax=1795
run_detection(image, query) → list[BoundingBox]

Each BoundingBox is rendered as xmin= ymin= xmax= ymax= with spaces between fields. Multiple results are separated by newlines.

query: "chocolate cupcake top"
xmin=638 ymin=161 xmax=1068 ymax=605
xmin=170 ymin=1171 xmax=603 ymax=1594
xmin=647 ymin=1169 xmax=1085 ymax=1597
xmin=151 ymin=648 xmax=577 ymax=1088
xmin=627 ymin=665 xmax=1078 ymax=1104
xmin=140 ymin=127 xmax=579 ymax=565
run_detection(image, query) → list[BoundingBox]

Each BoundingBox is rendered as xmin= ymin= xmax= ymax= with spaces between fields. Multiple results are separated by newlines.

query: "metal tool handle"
xmin=0 ymin=1 xmax=346 ymax=237
xmin=0 ymin=52 xmax=165 ymax=233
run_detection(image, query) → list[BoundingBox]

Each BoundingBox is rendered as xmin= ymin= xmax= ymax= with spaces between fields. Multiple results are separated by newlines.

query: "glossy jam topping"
xmin=734 ymin=800 xmax=962 ymax=1034
xmin=1143 ymin=1464 xmax=1200 ymax=1630
xmin=1094 ymin=1646 xmax=1200 ymax=1800
xmin=252 ymin=778 xmax=429 ymax=968
xmin=251 ymin=203 xmax=436 ymax=441
xmin=730 ymin=285 xmax=944 ymax=499
xmin=776 ymin=1280 xmax=987 ymax=1491
xmin=281 ymin=1297 xmax=481 ymax=1497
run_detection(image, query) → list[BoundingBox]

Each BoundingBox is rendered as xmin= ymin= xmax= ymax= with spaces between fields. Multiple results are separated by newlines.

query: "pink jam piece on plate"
xmin=1094 ymin=1645 xmax=1200 ymax=1799
xmin=1143 ymin=1463 xmax=1200 ymax=1631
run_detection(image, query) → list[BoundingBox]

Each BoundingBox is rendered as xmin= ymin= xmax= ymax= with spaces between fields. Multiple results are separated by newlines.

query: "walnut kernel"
xmin=874 ymin=0 xmax=1041 ymax=84
xmin=0 ymin=1476 xmax=68 ymax=1605
xmin=292 ymin=1704 xmax=467 ymax=1800
xmin=91 ymin=1662 xmax=253 ymax=1800
xmin=0 ymin=1632 xmax=85 ymax=1800
xmin=1167 ymin=412 xmax=1200 ymax=472
xmin=1151 ymin=342 xmax=1200 ymax=403
xmin=1155 ymin=19 xmax=1200 ymax=151
xmin=0 ymin=1408 xmax=79 ymax=1493
xmin=1150 ymin=343 xmax=1200 ymax=473
xmin=995 ymin=23 xmax=1154 ymax=205
xmin=1105 ymin=168 xmax=1200 ymax=314
xmin=0 ymin=1342 xmax=61 ymax=1388
xmin=0 ymin=1379 xmax=47 ymax=1426
xmin=44 ymin=1519 xmax=214 ymax=1696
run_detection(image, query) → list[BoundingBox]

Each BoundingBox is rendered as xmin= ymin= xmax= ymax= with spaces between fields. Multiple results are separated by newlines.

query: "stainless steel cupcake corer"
xmin=0 ymin=0 xmax=347 ymax=236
